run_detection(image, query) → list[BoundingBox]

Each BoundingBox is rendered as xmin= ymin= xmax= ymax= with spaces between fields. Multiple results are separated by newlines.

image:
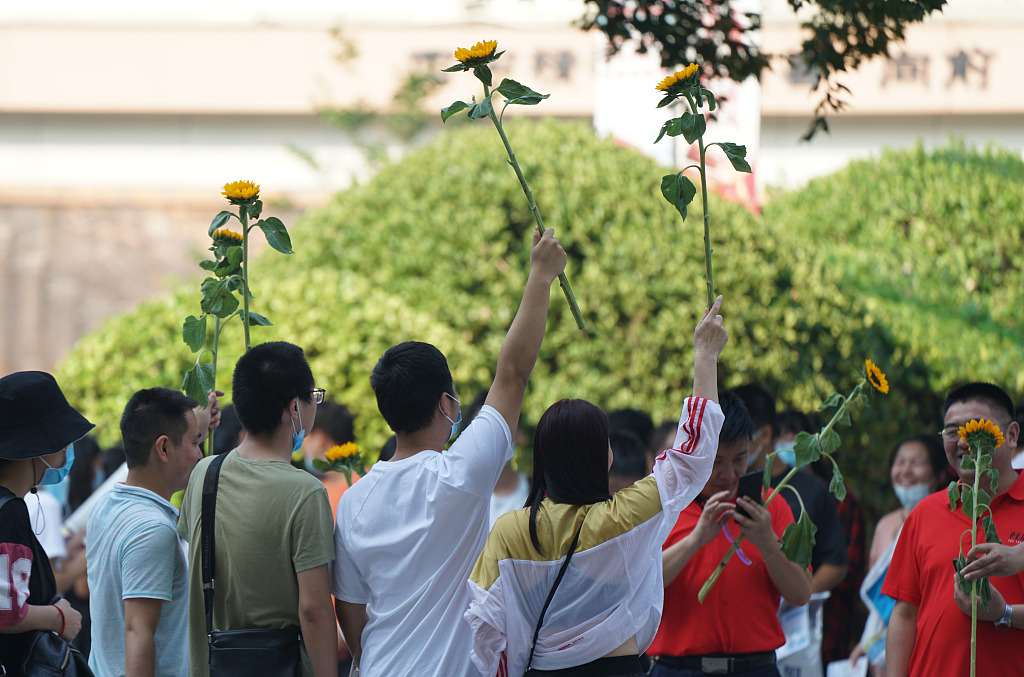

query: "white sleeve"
xmin=330 ymin=520 xmax=370 ymax=604
xmin=653 ymin=397 xmax=723 ymax=518
xmin=437 ymin=405 xmax=513 ymax=498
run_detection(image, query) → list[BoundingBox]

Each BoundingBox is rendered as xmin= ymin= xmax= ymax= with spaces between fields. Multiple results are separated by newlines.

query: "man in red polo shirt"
xmin=649 ymin=391 xmax=812 ymax=676
xmin=883 ymin=382 xmax=1024 ymax=677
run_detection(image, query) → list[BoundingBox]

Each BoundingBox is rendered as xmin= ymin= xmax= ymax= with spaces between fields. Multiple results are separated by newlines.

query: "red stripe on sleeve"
xmin=683 ymin=397 xmax=707 ymax=455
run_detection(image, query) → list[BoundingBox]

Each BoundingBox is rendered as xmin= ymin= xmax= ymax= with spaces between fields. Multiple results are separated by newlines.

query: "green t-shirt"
xmin=177 ymin=450 xmax=335 ymax=677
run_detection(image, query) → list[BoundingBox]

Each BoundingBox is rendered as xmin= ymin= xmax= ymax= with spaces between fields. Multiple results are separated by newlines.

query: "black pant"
xmin=526 ymin=655 xmax=646 ymax=677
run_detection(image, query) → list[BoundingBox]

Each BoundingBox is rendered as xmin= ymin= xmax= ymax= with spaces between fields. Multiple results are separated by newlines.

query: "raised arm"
xmin=692 ymin=295 xmax=726 ymax=403
xmin=484 ymin=227 xmax=567 ymax=433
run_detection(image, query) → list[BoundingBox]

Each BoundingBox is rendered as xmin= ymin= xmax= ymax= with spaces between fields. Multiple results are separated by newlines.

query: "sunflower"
xmin=211 ymin=228 xmax=243 ymax=247
xmin=221 ymin=180 xmax=260 ymax=204
xmin=443 ymin=39 xmax=504 ymax=78
xmin=655 ymin=63 xmax=700 ymax=93
xmin=326 ymin=442 xmax=360 ymax=462
xmin=865 ymin=359 xmax=889 ymax=394
xmin=455 ymin=39 xmax=498 ymax=64
xmin=958 ymin=419 xmax=1005 ymax=450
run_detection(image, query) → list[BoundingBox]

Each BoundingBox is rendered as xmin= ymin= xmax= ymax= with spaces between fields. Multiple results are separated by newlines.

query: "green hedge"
xmin=55 ymin=121 xmax=1023 ymax=525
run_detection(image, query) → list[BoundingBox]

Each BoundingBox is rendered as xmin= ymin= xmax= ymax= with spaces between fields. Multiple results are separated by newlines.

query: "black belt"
xmin=656 ymin=652 xmax=776 ymax=675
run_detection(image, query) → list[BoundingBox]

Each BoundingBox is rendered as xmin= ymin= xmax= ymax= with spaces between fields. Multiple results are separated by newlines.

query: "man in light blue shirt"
xmin=86 ymin=388 xmax=204 ymax=677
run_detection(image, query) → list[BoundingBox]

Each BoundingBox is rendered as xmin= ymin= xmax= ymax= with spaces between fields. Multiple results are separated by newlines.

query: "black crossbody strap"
xmin=524 ymin=520 xmax=584 ymax=673
xmin=201 ymin=453 xmax=229 ymax=639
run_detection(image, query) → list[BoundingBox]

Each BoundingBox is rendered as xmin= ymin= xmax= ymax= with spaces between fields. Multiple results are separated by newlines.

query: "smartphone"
xmin=735 ymin=471 xmax=763 ymax=519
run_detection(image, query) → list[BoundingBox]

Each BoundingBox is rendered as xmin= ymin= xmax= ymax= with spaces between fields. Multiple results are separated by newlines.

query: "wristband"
xmin=51 ymin=603 xmax=65 ymax=636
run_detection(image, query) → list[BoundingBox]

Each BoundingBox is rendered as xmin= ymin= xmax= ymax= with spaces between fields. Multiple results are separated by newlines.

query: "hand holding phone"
xmin=735 ymin=471 xmax=763 ymax=519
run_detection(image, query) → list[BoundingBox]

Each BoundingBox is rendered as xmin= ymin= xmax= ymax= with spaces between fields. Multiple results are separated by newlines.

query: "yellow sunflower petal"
xmin=865 ymin=359 xmax=889 ymax=394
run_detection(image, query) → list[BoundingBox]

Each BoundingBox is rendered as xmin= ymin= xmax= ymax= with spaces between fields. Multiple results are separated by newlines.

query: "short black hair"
xmin=313 ymin=401 xmax=356 ymax=445
xmin=120 ymin=388 xmax=198 ymax=469
xmin=732 ymin=383 xmax=776 ymax=434
xmin=370 ymin=341 xmax=453 ymax=434
xmin=943 ymin=382 xmax=1016 ymax=424
xmin=232 ymin=342 xmax=315 ymax=437
xmin=719 ymin=390 xmax=754 ymax=446
xmin=776 ymin=409 xmax=814 ymax=437
xmin=609 ymin=429 xmax=648 ymax=478
xmin=607 ymin=409 xmax=654 ymax=447
xmin=212 ymin=405 xmax=242 ymax=456
xmin=378 ymin=435 xmax=397 ymax=463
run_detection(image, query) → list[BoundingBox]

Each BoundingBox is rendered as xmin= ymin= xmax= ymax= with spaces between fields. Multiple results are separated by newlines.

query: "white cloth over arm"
xmin=465 ymin=396 xmax=722 ymax=677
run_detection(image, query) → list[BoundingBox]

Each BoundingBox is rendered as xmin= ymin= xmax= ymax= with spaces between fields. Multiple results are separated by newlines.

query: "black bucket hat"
xmin=0 ymin=371 xmax=95 ymax=460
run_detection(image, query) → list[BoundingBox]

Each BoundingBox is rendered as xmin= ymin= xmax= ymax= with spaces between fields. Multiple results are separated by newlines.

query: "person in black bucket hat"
xmin=0 ymin=371 xmax=94 ymax=666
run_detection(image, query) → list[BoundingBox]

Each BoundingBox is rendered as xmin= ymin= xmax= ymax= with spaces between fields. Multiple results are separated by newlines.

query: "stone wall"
xmin=0 ymin=190 xmax=303 ymax=375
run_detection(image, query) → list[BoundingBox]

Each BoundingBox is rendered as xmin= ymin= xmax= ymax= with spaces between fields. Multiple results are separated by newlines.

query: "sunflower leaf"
xmin=247 ymin=200 xmax=263 ymax=220
xmin=660 ymin=172 xmax=696 ymax=220
xmin=495 ymin=78 xmax=549 ymax=106
xmin=656 ymin=94 xmax=675 ymax=108
xmin=473 ymin=64 xmax=493 ymax=87
xmin=820 ymin=428 xmax=841 ymax=455
xmin=828 ymin=458 xmax=846 ymax=501
xmin=704 ymin=89 xmax=718 ymax=112
xmin=982 ymin=514 xmax=1002 ymax=545
xmin=714 ymin=142 xmax=752 ymax=173
xmin=441 ymin=63 xmax=466 ymax=73
xmin=441 ymin=100 xmax=469 ymax=122
xmin=199 ymin=278 xmax=239 ymax=319
xmin=958 ymin=485 xmax=974 ymax=519
xmin=679 ymin=112 xmax=706 ymax=144
xmin=242 ymin=310 xmax=272 ymax=327
xmin=654 ymin=117 xmax=683 ymax=144
xmin=989 ymin=468 xmax=1000 ymax=494
xmin=781 ymin=510 xmax=817 ymax=569
xmin=208 ymin=210 xmax=236 ymax=236
xmin=199 ymin=260 xmax=218 ymax=272
xmin=793 ymin=431 xmax=822 ymax=466
xmin=948 ymin=480 xmax=960 ymax=511
xmin=182 ymin=315 xmax=207 ymax=352
xmin=182 ymin=363 xmax=215 ymax=404
xmin=467 ymin=96 xmax=494 ymax=120
xmin=818 ymin=393 xmax=844 ymax=411
xmin=257 ymin=217 xmax=293 ymax=254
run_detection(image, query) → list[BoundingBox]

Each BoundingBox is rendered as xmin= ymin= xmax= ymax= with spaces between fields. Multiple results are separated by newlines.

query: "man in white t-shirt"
xmin=331 ymin=227 xmax=567 ymax=677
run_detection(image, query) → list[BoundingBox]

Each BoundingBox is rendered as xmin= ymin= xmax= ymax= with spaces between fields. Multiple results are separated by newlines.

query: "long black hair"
xmin=525 ymin=399 xmax=612 ymax=555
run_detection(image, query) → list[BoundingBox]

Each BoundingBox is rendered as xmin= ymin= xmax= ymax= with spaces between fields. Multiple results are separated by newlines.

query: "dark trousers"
xmin=651 ymin=663 xmax=780 ymax=677
xmin=526 ymin=655 xmax=646 ymax=677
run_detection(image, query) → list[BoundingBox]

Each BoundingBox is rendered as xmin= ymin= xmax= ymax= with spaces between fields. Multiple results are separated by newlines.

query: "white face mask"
xmin=747 ymin=441 xmax=765 ymax=468
xmin=894 ymin=483 xmax=931 ymax=511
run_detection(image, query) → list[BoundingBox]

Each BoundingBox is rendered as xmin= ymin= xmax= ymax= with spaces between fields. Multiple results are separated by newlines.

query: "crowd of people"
xmin=1 ymin=226 xmax=1023 ymax=677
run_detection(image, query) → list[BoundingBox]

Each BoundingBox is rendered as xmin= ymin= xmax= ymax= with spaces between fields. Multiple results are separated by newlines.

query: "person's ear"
xmin=153 ymin=434 xmax=171 ymax=463
xmin=1008 ymin=420 xmax=1020 ymax=451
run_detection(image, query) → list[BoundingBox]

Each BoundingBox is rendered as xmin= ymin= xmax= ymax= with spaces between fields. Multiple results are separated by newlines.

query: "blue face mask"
xmin=440 ymin=393 xmax=462 ymax=443
xmin=775 ymin=441 xmax=796 ymax=469
xmin=39 ymin=444 xmax=75 ymax=486
xmin=291 ymin=410 xmax=306 ymax=454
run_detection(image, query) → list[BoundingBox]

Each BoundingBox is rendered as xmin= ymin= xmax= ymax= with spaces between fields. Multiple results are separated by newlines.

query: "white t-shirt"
xmin=331 ymin=405 xmax=512 ymax=677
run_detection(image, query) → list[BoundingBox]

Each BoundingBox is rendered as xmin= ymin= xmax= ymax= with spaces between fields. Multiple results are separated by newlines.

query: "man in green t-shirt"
xmin=178 ymin=341 xmax=337 ymax=677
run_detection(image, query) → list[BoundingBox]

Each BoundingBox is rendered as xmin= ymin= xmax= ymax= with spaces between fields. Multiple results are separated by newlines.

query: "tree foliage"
xmin=56 ymin=121 xmax=1021 ymax=526
xmin=579 ymin=0 xmax=948 ymax=136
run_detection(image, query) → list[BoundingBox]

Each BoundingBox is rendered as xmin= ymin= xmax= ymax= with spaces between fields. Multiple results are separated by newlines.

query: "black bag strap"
xmin=201 ymin=453 xmax=229 ymax=640
xmin=524 ymin=520 xmax=584 ymax=673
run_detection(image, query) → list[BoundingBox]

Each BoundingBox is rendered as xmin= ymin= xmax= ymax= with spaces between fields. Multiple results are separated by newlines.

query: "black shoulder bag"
xmin=0 ymin=492 xmax=93 ymax=677
xmin=201 ymin=453 xmax=302 ymax=677
xmin=523 ymin=521 xmax=584 ymax=676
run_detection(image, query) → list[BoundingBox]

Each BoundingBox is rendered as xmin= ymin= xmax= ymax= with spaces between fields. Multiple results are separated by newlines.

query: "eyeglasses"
xmin=938 ymin=421 xmax=1010 ymax=443
xmin=310 ymin=388 xmax=326 ymax=405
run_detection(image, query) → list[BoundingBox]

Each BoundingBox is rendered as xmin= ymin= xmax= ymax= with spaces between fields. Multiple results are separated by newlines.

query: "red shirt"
xmin=649 ymin=492 xmax=796 ymax=656
xmin=882 ymin=470 xmax=1024 ymax=677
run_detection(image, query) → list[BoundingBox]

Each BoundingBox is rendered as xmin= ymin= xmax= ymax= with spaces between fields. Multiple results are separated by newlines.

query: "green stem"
xmin=970 ymin=444 xmax=981 ymax=677
xmin=240 ymin=207 xmax=251 ymax=350
xmin=207 ymin=315 xmax=222 ymax=457
xmin=485 ymin=104 xmax=585 ymax=330
xmin=687 ymin=91 xmax=714 ymax=310
xmin=698 ymin=384 xmax=861 ymax=602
